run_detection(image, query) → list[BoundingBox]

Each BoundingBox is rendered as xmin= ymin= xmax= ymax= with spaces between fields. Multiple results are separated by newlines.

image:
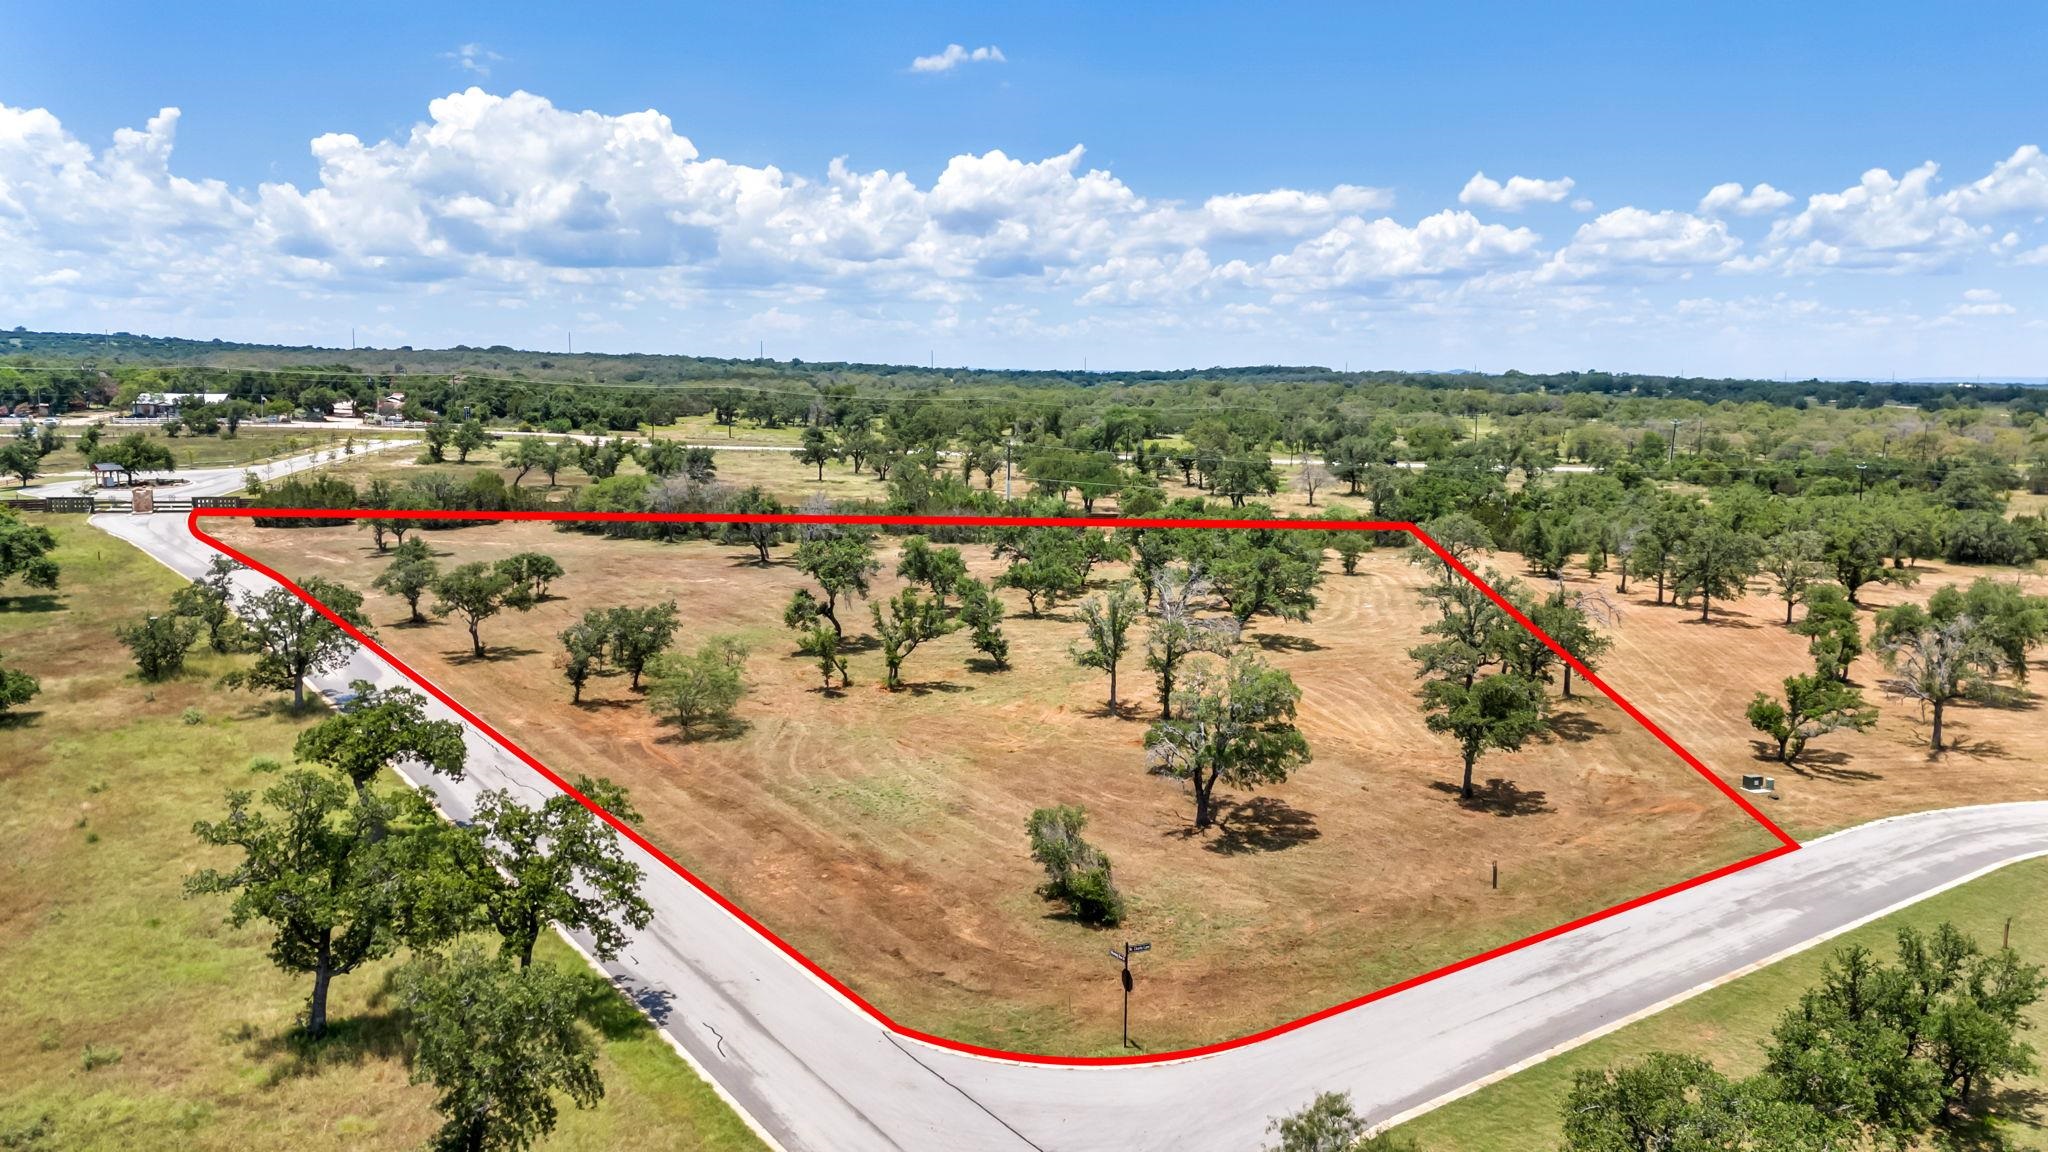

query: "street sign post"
xmin=1108 ymin=941 xmax=1151 ymax=1048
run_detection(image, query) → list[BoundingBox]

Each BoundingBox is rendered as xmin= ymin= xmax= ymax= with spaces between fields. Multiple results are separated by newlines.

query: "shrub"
xmin=116 ymin=614 xmax=200 ymax=681
xmin=180 ymin=706 xmax=205 ymax=726
xmin=1025 ymin=805 xmax=1125 ymax=925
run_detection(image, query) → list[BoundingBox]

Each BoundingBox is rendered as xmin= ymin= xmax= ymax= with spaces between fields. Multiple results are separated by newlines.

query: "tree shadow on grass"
xmin=1544 ymin=710 xmax=1605 ymax=743
xmin=964 ymin=657 xmax=1011 ymax=675
xmin=1204 ymin=796 xmax=1322 ymax=855
xmin=1777 ymin=746 xmax=1884 ymax=781
xmin=250 ymin=1008 xmax=409 ymax=1085
xmin=1938 ymin=1081 xmax=2048 ymax=1152
xmin=898 ymin=680 xmax=971 ymax=697
xmin=653 ymin=715 xmax=751 ymax=745
xmin=1250 ymin=632 xmax=1327 ymax=653
xmin=1430 ymin=778 xmax=1553 ymax=816
xmin=0 ymin=593 xmax=65 ymax=614
xmin=443 ymin=645 xmax=543 ymax=666
xmin=1686 ymin=611 xmax=1761 ymax=630
xmin=0 ymin=709 xmax=43 ymax=730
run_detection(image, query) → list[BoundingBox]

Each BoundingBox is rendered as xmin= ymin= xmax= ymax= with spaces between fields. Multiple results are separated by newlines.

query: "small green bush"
xmin=80 ymin=1045 xmax=121 ymax=1071
xmin=180 ymin=706 xmax=204 ymax=726
xmin=1026 ymin=804 xmax=1125 ymax=926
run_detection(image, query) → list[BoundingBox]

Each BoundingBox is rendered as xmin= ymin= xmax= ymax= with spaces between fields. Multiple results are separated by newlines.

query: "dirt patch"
xmin=213 ymin=519 xmax=1782 ymax=1055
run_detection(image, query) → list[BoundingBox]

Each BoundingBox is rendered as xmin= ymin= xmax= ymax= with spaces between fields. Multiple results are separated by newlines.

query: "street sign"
xmin=1107 ymin=948 xmax=1126 ymax=962
xmin=1127 ymin=942 xmax=1151 ymax=954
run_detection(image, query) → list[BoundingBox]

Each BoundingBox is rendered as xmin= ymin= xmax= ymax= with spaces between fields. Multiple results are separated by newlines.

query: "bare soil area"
xmin=214 ymin=519 xmax=1785 ymax=1055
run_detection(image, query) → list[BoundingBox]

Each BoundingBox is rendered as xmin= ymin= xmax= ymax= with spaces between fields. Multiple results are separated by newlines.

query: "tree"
xmin=1295 ymin=460 xmax=1330 ymax=507
xmin=1794 ymin=584 xmax=1863 ymax=682
xmin=0 ymin=651 xmax=41 ymax=715
xmin=1747 ymin=673 xmax=1877 ymax=764
xmin=393 ymin=942 xmax=603 ymax=1152
xmin=557 ymin=616 xmax=608 ymax=703
xmin=1559 ymin=1053 xmax=1822 ymax=1152
xmin=643 ymin=636 xmax=748 ymax=738
xmin=223 ymin=578 xmax=370 ymax=710
xmin=294 ymin=681 xmax=466 ymax=797
xmin=1529 ymin=586 xmax=1615 ymax=698
xmin=792 ymin=425 xmax=837 ymax=480
xmin=870 ymin=588 xmax=953 ymax=689
xmin=0 ymin=509 xmax=59 ymax=598
xmin=493 ymin=552 xmax=564 ymax=602
xmin=896 ymin=536 xmax=967 ymax=610
xmin=185 ymin=770 xmax=436 ymax=1038
xmin=996 ymin=530 xmax=1087 ymax=617
xmin=1325 ymin=522 xmax=1370 ymax=576
xmin=723 ymin=487 xmax=786 ymax=564
xmin=0 ymin=441 xmax=37 ymax=486
xmin=1763 ymin=924 xmax=2045 ymax=1143
xmin=1025 ymin=805 xmax=1124 ymax=925
xmin=1672 ymin=525 xmax=1762 ymax=622
xmin=602 ymin=601 xmax=679 ymax=690
xmin=1761 ymin=529 xmax=1829 ymax=626
xmin=1873 ymin=605 xmax=1997 ymax=752
xmin=98 ymin=432 xmax=176 ymax=473
xmin=954 ymin=576 xmax=1010 ymax=669
xmin=1071 ymin=582 xmax=1143 ymax=712
xmin=1626 ymin=498 xmax=1695 ymax=605
xmin=432 ymin=563 xmax=532 ymax=659
xmin=117 ymin=612 xmax=200 ymax=680
xmin=638 ymin=437 xmax=689 ymax=479
xmin=1144 ymin=651 xmax=1311 ymax=830
xmin=508 ymin=437 xmax=556 ymax=487
xmin=451 ymin=782 xmax=652 ymax=968
xmin=791 ymin=534 xmax=880 ymax=637
xmin=1208 ymin=528 xmax=1323 ymax=625
xmin=1423 ymin=672 xmax=1547 ymax=800
xmin=1146 ymin=566 xmax=1240 ymax=719
xmin=451 ymin=419 xmax=490 ymax=463
xmin=170 ymin=555 xmax=243 ymax=653
xmin=1264 ymin=1091 xmax=1420 ymax=1152
xmin=1927 ymin=579 xmax=2048 ymax=683
xmin=794 ymin=620 xmax=851 ymax=689
xmin=372 ymin=539 xmax=440 ymax=624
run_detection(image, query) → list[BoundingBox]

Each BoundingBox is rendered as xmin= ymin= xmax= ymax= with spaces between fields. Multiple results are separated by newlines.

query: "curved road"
xmin=87 ymin=461 xmax=2048 ymax=1152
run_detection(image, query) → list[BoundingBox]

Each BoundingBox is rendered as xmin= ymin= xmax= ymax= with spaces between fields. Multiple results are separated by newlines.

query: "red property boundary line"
xmin=188 ymin=507 xmax=1801 ymax=1067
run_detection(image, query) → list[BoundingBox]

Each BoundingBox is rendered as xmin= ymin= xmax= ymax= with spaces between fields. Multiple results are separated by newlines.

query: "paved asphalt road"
xmin=87 ymin=451 xmax=2048 ymax=1152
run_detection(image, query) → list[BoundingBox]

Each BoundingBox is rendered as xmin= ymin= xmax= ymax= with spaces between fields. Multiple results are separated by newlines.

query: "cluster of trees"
xmin=1026 ymin=805 xmax=1125 ymax=925
xmin=184 ymin=681 xmax=654 ymax=1151
xmin=2 ymin=422 xmax=178 ymax=486
xmin=1558 ymin=924 xmax=2045 ymax=1151
xmin=1262 ymin=921 xmax=2045 ymax=1152
xmin=1403 ymin=515 xmax=1615 ymax=799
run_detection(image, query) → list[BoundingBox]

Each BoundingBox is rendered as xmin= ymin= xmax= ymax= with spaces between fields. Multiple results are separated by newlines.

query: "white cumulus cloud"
xmin=910 ymin=44 xmax=1006 ymax=73
xmin=1458 ymin=171 xmax=1576 ymax=212
xmin=1697 ymin=182 xmax=1793 ymax=216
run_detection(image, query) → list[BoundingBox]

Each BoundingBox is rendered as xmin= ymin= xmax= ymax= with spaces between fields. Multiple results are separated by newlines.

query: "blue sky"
xmin=5 ymin=1 xmax=2047 ymax=376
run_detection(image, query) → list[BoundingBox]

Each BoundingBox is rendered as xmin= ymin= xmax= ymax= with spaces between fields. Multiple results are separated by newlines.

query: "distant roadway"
xmin=87 ymin=449 xmax=2048 ymax=1151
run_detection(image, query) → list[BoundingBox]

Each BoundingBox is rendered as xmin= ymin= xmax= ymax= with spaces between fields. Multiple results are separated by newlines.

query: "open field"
xmin=1396 ymin=855 xmax=2048 ymax=1151
xmin=1546 ymin=558 xmax=2048 ymax=840
xmin=214 ymin=518 xmax=1780 ymax=1056
xmin=0 ymin=520 xmax=762 ymax=1151
xmin=24 ymin=424 xmax=415 ymax=476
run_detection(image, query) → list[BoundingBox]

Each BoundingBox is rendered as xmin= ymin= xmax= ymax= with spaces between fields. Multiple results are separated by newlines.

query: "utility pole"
xmin=1668 ymin=419 xmax=1682 ymax=466
xmin=1003 ymin=436 xmax=1013 ymax=502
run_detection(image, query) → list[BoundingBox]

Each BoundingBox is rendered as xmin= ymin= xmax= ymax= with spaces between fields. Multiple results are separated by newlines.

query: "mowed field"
xmin=1549 ymin=559 xmax=2048 ymax=840
xmin=214 ymin=519 xmax=1780 ymax=1056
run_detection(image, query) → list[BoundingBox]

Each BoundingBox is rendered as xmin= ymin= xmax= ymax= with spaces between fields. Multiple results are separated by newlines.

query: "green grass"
xmin=23 ymin=424 xmax=412 ymax=477
xmin=1393 ymin=856 xmax=2048 ymax=1151
xmin=0 ymin=519 xmax=765 ymax=1151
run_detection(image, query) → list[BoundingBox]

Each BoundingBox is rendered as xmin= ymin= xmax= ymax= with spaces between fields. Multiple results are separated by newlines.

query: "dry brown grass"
xmin=1560 ymin=558 xmax=2048 ymax=840
xmin=215 ymin=519 xmax=1780 ymax=1056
